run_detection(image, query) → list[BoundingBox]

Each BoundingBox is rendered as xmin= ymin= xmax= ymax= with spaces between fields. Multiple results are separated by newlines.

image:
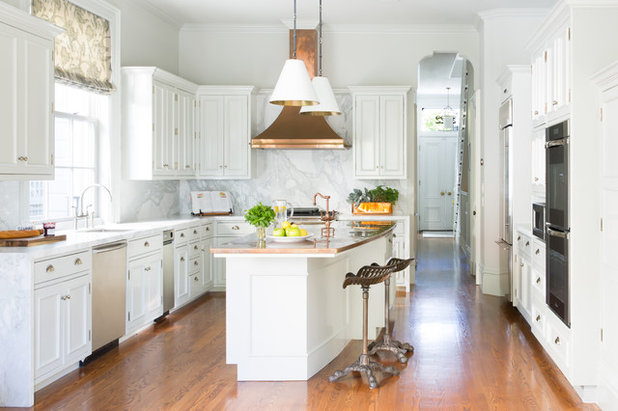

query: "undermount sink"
xmin=80 ymin=228 xmax=132 ymax=233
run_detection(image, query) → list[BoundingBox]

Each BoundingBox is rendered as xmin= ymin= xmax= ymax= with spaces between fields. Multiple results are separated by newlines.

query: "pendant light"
xmin=300 ymin=0 xmax=342 ymax=116
xmin=269 ymin=0 xmax=319 ymax=106
xmin=442 ymin=87 xmax=455 ymax=130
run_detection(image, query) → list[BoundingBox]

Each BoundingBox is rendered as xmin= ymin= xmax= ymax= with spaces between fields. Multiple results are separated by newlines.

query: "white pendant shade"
xmin=269 ymin=59 xmax=319 ymax=106
xmin=299 ymin=76 xmax=342 ymax=116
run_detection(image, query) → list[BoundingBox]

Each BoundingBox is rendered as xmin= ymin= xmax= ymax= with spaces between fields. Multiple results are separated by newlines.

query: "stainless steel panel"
xmin=499 ymin=99 xmax=513 ymax=129
xmin=163 ymin=230 xmax=174 ymax=312
xmin=92 ymin=242 xmax=127 ymax=351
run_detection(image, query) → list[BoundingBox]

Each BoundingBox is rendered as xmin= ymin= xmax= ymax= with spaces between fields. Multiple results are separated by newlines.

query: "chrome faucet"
xmin=74 ymin=184 xmax=113 ymax=229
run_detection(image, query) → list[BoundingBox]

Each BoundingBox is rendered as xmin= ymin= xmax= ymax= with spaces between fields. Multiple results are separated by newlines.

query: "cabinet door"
xmin=201 ymin=237 xmax=213 ymax=290
xmin=520 ymin=259 xmax=531 ymax=315
xmin=174 ymin=246 xmax=190 ymax=306
xmin=213 ymin=237 xmax=227 ymax=288
xmin=380 ymin=95 xmax=405 ymax=178
xmin=392 ymin=235 xmax=407 ymax=287
xmin=223 ymin=95 xmax=250 ymax=177
xmin=153 ymin=82 xmax=175 ymax=176
xmin=551 ymin=33 xmax=566 ymax=111
xmin=177 ymin=90 xmax=196 ymax=175
xmin=145 ymin=257 xmax=163 ymax=319
xmin=127 ymin=261 xmax=147 ymax=330
xmin=63 ymin=275 xmax=91 ymax=365
xmin=22 ymin=33 xmax=54 ymax=174
xmin=198 ymin=96 xmax=224 ymax=177
xmin=354 ymin=95 xmax=380 ymax=177
xmin=544 ymin=48 xmax=552 ymax=116
xmin=34 ymin=282 xmax=65 ymax=379
xmin=0 ymin=24 xmax=20 ymax=173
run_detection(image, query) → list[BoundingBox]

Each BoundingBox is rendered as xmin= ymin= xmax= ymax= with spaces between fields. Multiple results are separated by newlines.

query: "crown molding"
xmin=565 ymin=0 xmax=618 ymax=7
xmin=478 ymin=8 xmax=550 ymax=20
xmin=591 ymin=61 xmax=618 ymax=92
xmin=129 ymin=0 xmax=181 ymax=30
xmin=181 ymin=23 xmax=477 ymax=35
xmin=0 ymin=1 xmax=64 ymax=39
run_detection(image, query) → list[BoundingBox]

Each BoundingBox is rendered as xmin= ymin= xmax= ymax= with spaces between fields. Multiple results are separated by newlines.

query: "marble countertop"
xmin=211 ymin=221 xmax=395 ymax=255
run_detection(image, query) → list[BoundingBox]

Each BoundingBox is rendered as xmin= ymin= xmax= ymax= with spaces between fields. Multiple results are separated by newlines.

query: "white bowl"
xmin=267 ymin=234 xmax=312 ymax=243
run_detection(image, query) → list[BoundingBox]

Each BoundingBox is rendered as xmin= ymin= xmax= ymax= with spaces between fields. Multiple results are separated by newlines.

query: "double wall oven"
xmin=545 ymin=120 xmax=570 ymax=327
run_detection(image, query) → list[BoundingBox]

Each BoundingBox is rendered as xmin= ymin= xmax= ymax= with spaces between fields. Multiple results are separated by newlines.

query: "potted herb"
xmin=347 ymin=185 xmax=399 ymax=215
xmin=244 ymin=202 xmax=276 ymax=242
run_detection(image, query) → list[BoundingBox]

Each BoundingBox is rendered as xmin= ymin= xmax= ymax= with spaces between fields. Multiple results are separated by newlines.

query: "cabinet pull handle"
xmin=517 ymin=236 xmax=521 ymax=241
xmin=74 ymin=258 xmax=82 ymax=265
xmin=525 ymin=241 xmax=530 ymax=246
xmin=536 ymin=315 xmax=541 ymax=322
xmin=441 ymin=191 xmax=445 ymax=196
xmin=536 ymin=277 xmax=541 ymax=284
xmin=232 ymin=225 xmax=240 ymax=230
xmin=180 ymin=233 xmax=185 ymax=238
xmin=180 ymin=257 xmax=185 ymax=262
xmin=46 ymin=264 xmax=55 ymax=273
xmin=145 ymin=266 xmax=151 ymax=271
xmin=61 ymin=295 xmax=66 ymax=301
xmin=144 ymin=241 xmax=150 ymax=247
xmin=163 ymin=164 xmax=169 ymax=168
xmin=534 ymin=177 xmax=539 ymax=182
xmin=503 ymin=88 xmax=508 ymax=94
xmin=534 ymin=110 xmax=539 ymax=115
xmin=447 ymin=192 xmax=452 ymax=196
xmin=520 ymin=263 xmax=524 ymax=267
xmin=66 ymin=295 xmax=71 ymax=300
xmin=206 ymin=227 xmax=210 ymax=231
xmin=219 ymin=165 xmax=223 ymax=169
xmin=223 ymin=165 xmax=228 ymax=169
xmin=552 ymin=100 xmax=558 ymax=106
xmin=194 ymin=245 xmax=198 ymax=250
xmin=194 ymin=261 xmax=199 ymax=266
xmin=193 ymin=229 xmax=198 ymax=235
xmin=554 ymin=337 xmax=560 ymax=345
xmin=194 ymin=276 xmax=199 ymax=281
xmin=535 ymin=249 xmax=540 ymax=255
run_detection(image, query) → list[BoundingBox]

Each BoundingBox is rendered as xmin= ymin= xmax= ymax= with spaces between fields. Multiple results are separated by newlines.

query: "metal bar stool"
xmin=328 ymin=262 xmax=400 ymax=389
xmin=368 ymin=257 xmax=415 ymax=363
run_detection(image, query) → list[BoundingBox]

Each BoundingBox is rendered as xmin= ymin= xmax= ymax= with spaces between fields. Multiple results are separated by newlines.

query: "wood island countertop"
xmin=210 ymin=221 xmax=396 ymax=255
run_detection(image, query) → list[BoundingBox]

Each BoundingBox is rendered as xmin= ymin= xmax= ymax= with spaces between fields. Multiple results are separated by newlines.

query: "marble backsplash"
xmin=179 ymin=91 xmax=414 ymax=217
xmin=117 ymin=180 xmax=180 ymax=223
xmin=0 ymin=182 xmax=22 ymax=229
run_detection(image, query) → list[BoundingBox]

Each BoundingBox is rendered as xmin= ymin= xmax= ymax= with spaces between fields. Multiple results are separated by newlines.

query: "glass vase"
xmin=256 ymin=226 xmax=266 ymax=241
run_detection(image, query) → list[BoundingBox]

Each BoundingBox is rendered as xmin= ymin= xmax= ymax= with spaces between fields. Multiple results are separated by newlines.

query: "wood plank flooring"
xmin=28 ymin=237 xmax=597 ymax=410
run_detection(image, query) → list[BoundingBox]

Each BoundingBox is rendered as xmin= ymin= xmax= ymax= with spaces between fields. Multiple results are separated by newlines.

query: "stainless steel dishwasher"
xmin=92 ymin=241 xmax=127 ymax=352
xmin=162 ymin=230 xmax=175 ymax=314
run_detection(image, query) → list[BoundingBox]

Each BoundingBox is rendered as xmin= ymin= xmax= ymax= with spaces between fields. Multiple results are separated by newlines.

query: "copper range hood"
xmin=251 ymin=29 xmax=348 ymax=150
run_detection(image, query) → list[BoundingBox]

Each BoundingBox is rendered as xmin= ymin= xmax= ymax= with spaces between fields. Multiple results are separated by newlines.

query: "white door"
xmin=177 ymin=90 xmax=195 ymax=175
xmin=600 ymin=89 xmax=618 ymax=405
xmin=198 ymin=95 xmax=223 ymax=177
xmin=127 ymin=260 xmax=147 ymax=330
xmin=354 ymin=95 xmax=380 ymax=177
xmin=380 ymin=95 xmax=405 ymax=178
xmin=419 ymin=136 xmax=457 ymax=230
xmin=34 ymin=282 xmax=64 ymax=379
xmin=174 ymin=246 xmax=190 ymax=306
xmin=23 ymin=33 xmax=54 ymax=175
xmin=63 ymin=275 xmax=91 ymax=365
xmin=145 ymin=256 xmax=163 ymax=319
xmin=223 ymin=95 xmax=249 ymax=177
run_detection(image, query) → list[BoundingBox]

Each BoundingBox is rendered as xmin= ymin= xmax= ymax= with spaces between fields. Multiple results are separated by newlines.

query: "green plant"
xmin=244 ymin=202 xmax=276 ymax=228
xmin=347 ymin=185 xmax=399 ymax=205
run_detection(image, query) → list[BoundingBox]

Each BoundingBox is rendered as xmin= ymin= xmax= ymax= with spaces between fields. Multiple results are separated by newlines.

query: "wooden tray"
xmin=0 ymin=234 xmax=67 ymax=247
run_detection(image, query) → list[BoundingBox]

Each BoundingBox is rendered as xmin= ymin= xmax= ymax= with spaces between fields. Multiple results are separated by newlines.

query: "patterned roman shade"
xmin=32 ymin=0 xmax=114 ymax=93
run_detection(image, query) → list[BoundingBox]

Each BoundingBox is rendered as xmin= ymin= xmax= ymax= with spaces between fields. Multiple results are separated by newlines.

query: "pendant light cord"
xmin=293 ymin=0 xmax=297 ymax=59
xmin=318 ymin=0 xmax=323 ymax=76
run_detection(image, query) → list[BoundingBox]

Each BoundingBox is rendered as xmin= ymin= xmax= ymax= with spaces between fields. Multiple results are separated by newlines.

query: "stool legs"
xmin=368 ymin=277 xmax=414 ymax=363
xmin=329 ymin=286 xmax=399 ymax=389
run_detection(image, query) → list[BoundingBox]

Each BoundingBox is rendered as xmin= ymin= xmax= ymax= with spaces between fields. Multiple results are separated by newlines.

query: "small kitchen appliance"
xmin=532 ymin=202 xmax=546 ymax=240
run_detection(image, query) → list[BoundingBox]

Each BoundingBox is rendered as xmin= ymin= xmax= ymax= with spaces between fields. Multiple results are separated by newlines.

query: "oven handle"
xmin=546 ymin=226 xmax=569 ymax=239
xmin=545 ymin=138 xmax=569 ymax=148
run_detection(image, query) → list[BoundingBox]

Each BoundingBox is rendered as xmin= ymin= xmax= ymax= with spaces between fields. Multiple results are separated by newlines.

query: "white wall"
xmin=478 ymin=11 xmax=545 ymax=295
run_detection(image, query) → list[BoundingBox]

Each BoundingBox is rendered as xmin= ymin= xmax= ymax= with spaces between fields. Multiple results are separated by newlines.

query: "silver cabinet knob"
xmin=536 ymin=277 xmax=541 ymax=284
xmin=525 ymin=241 xmax=530 ymax=246
xmin=194 ymin=245 xmax=199 ymax=250
xmin=193 ymin=229 xmax=198 ymax=235
xmin=536 ymin=315 xmax=541 ymax=322
xmin=180 ymin=233 xmax=185 ymax=238
xmin=535 ymin=249 xmax=540 ymax=255
xmin=194 ymin=261 xmax=199 ymax=266
xmin=194 ymin=276 xmax=199 ymax=281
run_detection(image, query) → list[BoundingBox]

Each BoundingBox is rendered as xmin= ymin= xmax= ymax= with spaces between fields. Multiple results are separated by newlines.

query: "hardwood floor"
xmin=29 ymin=237 xmax=597 ymax=410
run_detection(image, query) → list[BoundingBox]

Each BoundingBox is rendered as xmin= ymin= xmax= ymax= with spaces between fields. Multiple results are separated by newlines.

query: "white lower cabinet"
xmin=174 ymin=244 xmax=190 ymax=308
xmin=34 ymin=273 xmax=91 ymax=385
xmin=126 ymin=253 xmax=163 ymax=333
xmin=201 ymin=237 xmax=214 ymax=291
xmin=213 ymin=236 xmax=228 ymax=289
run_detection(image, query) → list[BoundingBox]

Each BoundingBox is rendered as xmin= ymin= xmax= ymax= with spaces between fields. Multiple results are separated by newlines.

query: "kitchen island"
xmin=211 ymin=221 xmax=396 ymax=381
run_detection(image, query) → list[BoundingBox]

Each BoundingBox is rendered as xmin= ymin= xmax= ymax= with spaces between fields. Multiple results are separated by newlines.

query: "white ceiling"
xmin=418 ymin=53 xmax=463 ymax=96
xmin=142 ymin=0 xmax=556 ymax=26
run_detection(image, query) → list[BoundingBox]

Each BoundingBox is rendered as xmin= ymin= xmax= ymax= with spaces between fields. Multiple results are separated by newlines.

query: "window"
xmin=29 ymin=84 xmax=104 ymax=222
xmin=420 ymin=108 xmax=460 ymax=132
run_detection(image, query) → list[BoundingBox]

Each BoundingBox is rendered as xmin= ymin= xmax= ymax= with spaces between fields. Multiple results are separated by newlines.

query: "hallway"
xmin=32 ymin=238 xmax=595 ymax=410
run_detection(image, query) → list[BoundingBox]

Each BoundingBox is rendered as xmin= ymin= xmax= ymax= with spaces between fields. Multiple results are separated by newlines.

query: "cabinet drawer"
xmin=530 ymin=300 xmax=546 ymax=335
xmin=546 ymin=320 xmax=570 ymax=367
xmin=128 ymin=234 xmax=162 ymax=259
xmin=35 ymin=250 xmax=91 ymax=285
xmin=176 ymin=226 xmax=200 ymax=245
xmin=531 ymin=268 xmax=545 ymax=301
xmin=393 ymin=222 xmax=405 ymax=236
xmin=217 ymin=221 xmax=251 ymax=236
xmin=189 ymin=256 xmax=200 ymax=274
xmin=532 ymin=240 xmax=546 ymax=269
xmin=202 ymin=223 xmax=214 ymax=238
xmin=189 ymin=241 xmax=201 ymax=258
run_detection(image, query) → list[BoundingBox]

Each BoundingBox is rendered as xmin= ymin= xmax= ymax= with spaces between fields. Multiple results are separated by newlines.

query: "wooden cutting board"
xmin=0 ymin=234 xmax=67 ymax=247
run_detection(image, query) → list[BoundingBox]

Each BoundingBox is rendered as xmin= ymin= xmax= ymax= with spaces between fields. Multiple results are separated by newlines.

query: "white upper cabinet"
xmin=0 ymin=6 xmax=61 ymax=179
xmin=350 ymin=86 xmax=409 ymax=179
xmin=197 ymin=86 xmax=254 ymax=179
xmin=122 ymin=67 xmax=198 ymax=180
xmin=530 ymin=22 xmax=571 ymax=126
